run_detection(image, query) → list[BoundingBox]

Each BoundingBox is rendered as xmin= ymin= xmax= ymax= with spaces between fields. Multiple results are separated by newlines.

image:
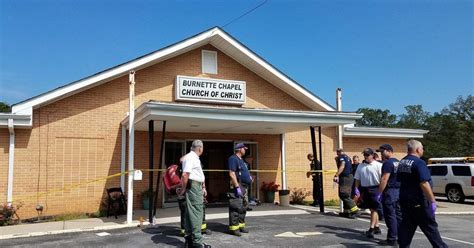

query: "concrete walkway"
xmin=1 ymin=199 xmax=473 ymax=240
xmin=0 ymin=204 xmax=305 ymax=239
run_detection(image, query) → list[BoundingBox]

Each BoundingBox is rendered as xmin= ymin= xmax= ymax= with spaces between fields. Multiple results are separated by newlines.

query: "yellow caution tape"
xmin=11 ymin=168 xmax=336 ymax=202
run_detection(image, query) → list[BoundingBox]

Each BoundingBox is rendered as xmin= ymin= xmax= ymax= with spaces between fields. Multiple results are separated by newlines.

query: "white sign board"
xmin=176 ymin=75 xmax=246 ymax=105
xmin=133 ymin=170 xmax=143 ymax=181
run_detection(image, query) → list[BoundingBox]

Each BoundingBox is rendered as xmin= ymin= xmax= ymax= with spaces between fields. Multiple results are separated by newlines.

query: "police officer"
xmin=228 ymin=143 xmax=252 ymax=236
xmin=397 ymin=140 xmax=447 ymax=248
xmin=177 ymin=140 xmax=211 ymax=248
xmin=306 ymin=153 xmax=321 ymax=206
xmin=376 ymin=144 xmax=401 ymax=246
xmin=334 ymin=148 xmax=360 ymax=218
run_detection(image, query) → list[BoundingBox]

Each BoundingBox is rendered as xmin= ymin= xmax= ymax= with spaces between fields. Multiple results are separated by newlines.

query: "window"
xmin=429 ymin=166 xmax=447 ymax=176
xmin=202 ymin=50 xmax=217 ymax=74
xmin=452 ymin=166 xmax=472 ymax=176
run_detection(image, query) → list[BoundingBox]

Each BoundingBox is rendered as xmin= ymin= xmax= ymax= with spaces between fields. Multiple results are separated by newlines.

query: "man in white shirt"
xmin=177 ymin=140 xmax=210 ymax=248
xmin=354 ymin=148 xmax=383 ymax=238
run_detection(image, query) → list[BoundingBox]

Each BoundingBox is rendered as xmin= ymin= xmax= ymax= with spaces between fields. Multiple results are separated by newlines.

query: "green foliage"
xmin=355 ymin=108 xmax=397 ymax=127
xmin=0 ymin=102 xmax=11 ymax=113
xmin=357 ymin=95 xmax=473 ymax=158
xmin=422 ymin=96 xmax=473 ymax=158
xmin=323 ymin=199 xmax=339 ymax=206
xmin=397 ymin=105 xmax=430 ymax=129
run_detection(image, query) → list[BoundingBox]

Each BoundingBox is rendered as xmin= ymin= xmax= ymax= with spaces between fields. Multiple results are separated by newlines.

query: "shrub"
xmin=289 ymin=188 xmax=310 ymax=205
xmin=260 ymin=181 xmax=280 ymax=192
xmin=0 ymin=202 xmax=22 ymax=226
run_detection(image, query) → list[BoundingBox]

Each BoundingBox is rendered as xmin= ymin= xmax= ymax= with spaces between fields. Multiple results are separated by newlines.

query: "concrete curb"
xmin=0 ymin=222 xmax=146 ymax=240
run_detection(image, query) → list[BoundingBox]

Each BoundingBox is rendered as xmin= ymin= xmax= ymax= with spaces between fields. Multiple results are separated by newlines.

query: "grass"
xmin=301 ymin=199 xmax=340 ymax=206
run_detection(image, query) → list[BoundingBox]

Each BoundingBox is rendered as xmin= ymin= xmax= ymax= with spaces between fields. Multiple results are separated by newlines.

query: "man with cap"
xmin=354 ymin=148 xmax=383 ymax=238
xmin=397 ymin=140 xmax=447 ymax=248
xmin=376 ymin=144 xmax=402 ymax=246
xmin=334 ymin=148 xmax=360 ymax=218
xmin=177 ymin=140 xmax=211 ymax=248
xmin=228 ymin=143 xmax=252 ymax=236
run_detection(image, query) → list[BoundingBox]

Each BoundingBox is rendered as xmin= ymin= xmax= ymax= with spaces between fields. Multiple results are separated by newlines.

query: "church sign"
xmin=175 ymin=75 xmax=246 ymax=105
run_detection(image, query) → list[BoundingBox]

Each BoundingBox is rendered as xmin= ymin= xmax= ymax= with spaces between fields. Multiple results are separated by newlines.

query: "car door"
xmin=429 ymin=165 xmax=448 ymax=194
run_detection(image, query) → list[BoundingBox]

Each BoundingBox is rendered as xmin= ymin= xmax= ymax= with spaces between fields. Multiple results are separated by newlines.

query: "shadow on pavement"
xmin=315 ymin=223 xmax=382 ymax=246
xmin=142 ymin=225 xmax=184 ymax=247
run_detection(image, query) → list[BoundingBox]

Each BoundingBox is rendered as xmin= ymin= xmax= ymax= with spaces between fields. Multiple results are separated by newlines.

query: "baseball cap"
xmin=362 ymin=148 xmax=375 ymax=156
xmin=235 ymin=143 xmax=248 ymax=150
xmin=376 ymin=144 xmax=394 ymax=152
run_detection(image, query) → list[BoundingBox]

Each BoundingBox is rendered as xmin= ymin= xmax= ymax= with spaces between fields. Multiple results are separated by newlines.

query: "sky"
xmin=0 ymin=0 xmax=472 ymax=115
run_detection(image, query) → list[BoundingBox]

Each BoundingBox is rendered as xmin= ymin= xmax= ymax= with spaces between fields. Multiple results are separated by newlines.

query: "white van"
xmin=428 ymin=157 xmax=474 ymax=203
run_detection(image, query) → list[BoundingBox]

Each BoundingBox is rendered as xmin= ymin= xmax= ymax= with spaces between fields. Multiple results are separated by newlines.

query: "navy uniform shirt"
xmin=228 ymin=155 xmax=252 ymax=185
xmin=397 ymin=155 xmax=432 ymax=206
xmin=337 ymin=154 xmax=352 ymax=177
xmin=382 ymin=157 xmax=400 ymax=189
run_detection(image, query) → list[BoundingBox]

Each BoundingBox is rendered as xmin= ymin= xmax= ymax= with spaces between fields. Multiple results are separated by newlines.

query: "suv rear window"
xmin=429 ymin=166 xmax=448 ymax=176
xmin=452 ymin=166 xmax=472 ymax=176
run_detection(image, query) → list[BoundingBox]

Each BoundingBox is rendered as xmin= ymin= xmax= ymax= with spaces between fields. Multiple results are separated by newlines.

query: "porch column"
xmin=127 ymin=71 xmax=136 ymax=225
xmin=310 ymin=126 xmax=324 ymax=213
xmin=7 ymin=119 xmax=15 ymax=205
xmin=153 ymin=121 xmax=166 ymax=218
xmin=148 ymin=120 xmax=154 ymax=224
xmin=317 ymin=126 xmax=325 ymax=213
xmin=280 ymin=133 xmax=287 ymax=190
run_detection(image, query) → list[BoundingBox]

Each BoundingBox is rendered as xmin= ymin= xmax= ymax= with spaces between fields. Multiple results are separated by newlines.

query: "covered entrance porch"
xmin=120 ymin=101 xmax=362 ymax=224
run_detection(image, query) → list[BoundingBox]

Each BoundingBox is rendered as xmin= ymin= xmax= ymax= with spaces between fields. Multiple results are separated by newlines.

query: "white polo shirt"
xmin=354 ymin=160 xmax=383 ymax=187
xmin=182 ymin=151 xmax=205 ymax=183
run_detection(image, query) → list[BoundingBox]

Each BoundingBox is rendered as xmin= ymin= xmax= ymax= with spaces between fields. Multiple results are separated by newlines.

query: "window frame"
xmin=201 ymin=50 xmax=218 ymax=74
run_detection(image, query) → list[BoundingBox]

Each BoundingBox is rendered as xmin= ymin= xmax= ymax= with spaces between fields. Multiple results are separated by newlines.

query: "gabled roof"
xmin=11 ymin=27 xmax=335 ymax=114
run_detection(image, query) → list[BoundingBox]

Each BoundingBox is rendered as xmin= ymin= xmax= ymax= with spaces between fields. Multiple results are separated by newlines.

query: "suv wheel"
xmin=446 ymin=185 xmax=465 ymax=203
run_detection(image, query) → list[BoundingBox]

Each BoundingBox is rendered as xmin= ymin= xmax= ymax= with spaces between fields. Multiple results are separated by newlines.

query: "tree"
xmin=397 ymin=105 xmax=430 ymax=129
xmin=422 ymin=95 xmax=473 ymax=158
xmin=0 ymin=102 xmax=11 ymax=113
xmin=355 ymin=108 xmax=397 ymax=127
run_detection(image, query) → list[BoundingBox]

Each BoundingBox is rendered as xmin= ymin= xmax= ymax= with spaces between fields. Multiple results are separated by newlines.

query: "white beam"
xmin=7 ymin=119 xmax=15 ymax=205
xmin=281 ymin=133 xmax=287 ymax=190
xmin=127 ymin=71 xmax=136 ymax=225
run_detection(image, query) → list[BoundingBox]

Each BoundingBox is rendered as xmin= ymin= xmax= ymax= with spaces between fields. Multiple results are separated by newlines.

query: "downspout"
xmin=7 ymin=119 xmax=15 ymax=205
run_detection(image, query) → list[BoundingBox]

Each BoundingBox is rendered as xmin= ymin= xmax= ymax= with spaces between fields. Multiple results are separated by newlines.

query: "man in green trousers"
xmin=177 ymin=140 xmax=211 ymax=248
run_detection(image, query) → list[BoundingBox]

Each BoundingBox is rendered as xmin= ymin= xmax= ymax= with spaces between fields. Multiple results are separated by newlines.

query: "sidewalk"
xmin=1 ymin=200 xmax=472 ymax=240
xmin=0 ymin=204 xmax=306 ymax=240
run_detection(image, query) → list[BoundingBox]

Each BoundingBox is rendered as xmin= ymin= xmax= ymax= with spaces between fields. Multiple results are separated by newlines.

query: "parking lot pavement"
xmin=1 ymin=211 xmax=473 ymax=247
xmin=435 ymin=197 xmax=474 ymax=214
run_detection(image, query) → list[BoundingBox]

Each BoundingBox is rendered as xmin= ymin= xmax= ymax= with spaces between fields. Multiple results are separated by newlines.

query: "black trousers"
xmin=398 ymin=201 xmax=447 ymax=248
xmin=338 ymin=174 xmax=357 ymax=212
xmin=312 ymin=176 xmax=319 ymax=204
xmin=229 ymin=184 xmax=247 ymax=231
